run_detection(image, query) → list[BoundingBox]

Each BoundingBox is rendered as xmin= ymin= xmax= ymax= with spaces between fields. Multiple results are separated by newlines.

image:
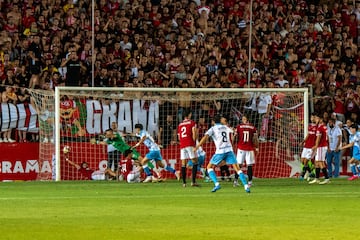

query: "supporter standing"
xmin=60 ymin=46 xmax=86 ymax=86
xmin=326 ymin=118 xmax=342 ymax=178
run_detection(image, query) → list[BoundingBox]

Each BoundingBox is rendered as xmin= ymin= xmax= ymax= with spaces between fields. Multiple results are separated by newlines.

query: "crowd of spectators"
xmin=0 ymin=0 xmax=359 ymax=143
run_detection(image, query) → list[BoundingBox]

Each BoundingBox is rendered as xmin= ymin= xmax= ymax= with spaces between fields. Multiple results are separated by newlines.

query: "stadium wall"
xmin=0 ymin=142 xmax=352 ymax=181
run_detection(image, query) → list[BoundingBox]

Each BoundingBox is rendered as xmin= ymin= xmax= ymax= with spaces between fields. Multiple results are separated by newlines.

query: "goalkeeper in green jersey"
xmin=92 ymin=129 xmax=156 ymax=180
xmin=97 ymin=129 xmax=142 ymax=161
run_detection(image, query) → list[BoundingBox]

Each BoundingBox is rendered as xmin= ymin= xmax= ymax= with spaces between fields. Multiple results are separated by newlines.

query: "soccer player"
xmin=340 ymin=124 xmax=360 ymax=180
xmin=106 ymin=122 xmax=121 ymax=174
xmin=195 ymin=114 xmax=250 ymax=193
xmin=300 ymin=112 xmax=318 ymax=181
xmin=99 ymin=128 xmax=143 ymax=163
xmin=120 ymin=149 xmax=142 ymax=183
xmin=234 ymin=114 xmax=258 ymax=187
xmin=177 ymin=109 xmax=199 ymax=187
xmin=133 ymin=124 xmax=180 ymax=183
xmin=65 ymin=158 xmax=116 ymax=180
xmin=187 ymin=141 xmax=209 ymax=181
xmin=309 ymin=113 xmax=330 ymax=185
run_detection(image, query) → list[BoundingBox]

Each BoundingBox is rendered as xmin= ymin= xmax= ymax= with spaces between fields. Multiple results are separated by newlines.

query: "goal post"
xmin=40 ymin=87 xmax=309 ymax=181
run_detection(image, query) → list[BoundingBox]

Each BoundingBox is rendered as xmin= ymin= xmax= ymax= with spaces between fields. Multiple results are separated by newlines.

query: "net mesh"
xmin=29 ymin=89 xmax=56 ymax=180
xmin=31 ymin=88 xmax=307 ymax=180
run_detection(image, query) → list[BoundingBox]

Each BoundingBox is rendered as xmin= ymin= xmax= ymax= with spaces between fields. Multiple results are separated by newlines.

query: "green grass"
xmin=0 ymin=178 xmax=359 ymax=240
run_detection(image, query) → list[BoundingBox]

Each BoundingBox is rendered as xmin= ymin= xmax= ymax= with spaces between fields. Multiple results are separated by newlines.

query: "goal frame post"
xmin=54 ymin=87 xmax=309 ymax=181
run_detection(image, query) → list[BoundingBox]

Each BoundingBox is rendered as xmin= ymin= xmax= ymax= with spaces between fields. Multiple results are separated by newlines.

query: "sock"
xmin=220 ymin=165 xmax=227 ymax=180
xmin=142 ymin=164 xmax=152 ymax=176
xmin=165 ymin=165 xmax=176 ymax=174
xmin=356 ymin=165 xmax=360 ymax=174
xmin=225 ymin=166 xmax=230 ymax=178
xmin=321 ymin=167 xmax=329 ymax=179
xmin=301 ymin=164 xmax=306 ymax=177
xmin=350 ymin=164 xmax=357 ymax=175
xmin=200 ymin=167 xmax=206 ymax=177
xmin=237 ymin=170 xmax=248 ymax=186
xmin=207 ymin=168 xmax=218 ymax=185
xmin=315 ymin=168 xmax=320 ymax=179
xmin=234 ymin=172 xmax=239 ymax=180
xmin=247 ymin=165 xmax=253 ymax=182
xmin=181 ymin=166 xmax=187 ymax=184
xmin=192 ymin=164 xmax=198 ymax=183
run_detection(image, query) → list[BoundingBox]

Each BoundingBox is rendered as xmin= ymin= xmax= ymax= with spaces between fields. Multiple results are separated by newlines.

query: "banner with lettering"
xmin=0 ymin=142 xmax=352 ymax=181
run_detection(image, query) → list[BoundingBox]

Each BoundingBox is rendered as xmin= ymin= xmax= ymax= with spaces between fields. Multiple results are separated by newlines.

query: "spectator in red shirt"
xmin=22 ymin=7 xmax=36 ymax=29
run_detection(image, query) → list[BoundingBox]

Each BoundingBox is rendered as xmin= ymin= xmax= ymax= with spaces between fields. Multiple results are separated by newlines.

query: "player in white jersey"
xmin=195 ymin=114 xmax=250 ymax=193
xmin=340 ymin=124 xmax=360 ymax=180
xmin=133 ymin=124 xmax=180 ymax=182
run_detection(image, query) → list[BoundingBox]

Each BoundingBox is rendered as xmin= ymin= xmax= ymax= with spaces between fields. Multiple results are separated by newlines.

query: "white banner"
xmin=0 ymin=103 xmax=39 ymax=132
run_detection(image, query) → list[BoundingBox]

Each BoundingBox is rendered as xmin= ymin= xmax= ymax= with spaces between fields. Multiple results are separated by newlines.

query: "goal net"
xmin=33 ymin=87 xmax=309 ymax=181
xmin=29 ymin=90 xmax=56 ymax=180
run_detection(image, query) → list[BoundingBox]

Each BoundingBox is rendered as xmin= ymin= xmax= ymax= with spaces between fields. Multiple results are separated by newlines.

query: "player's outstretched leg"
xmin=233 ymin=164 xmax=250 ymax=193
xmin=348 ymin=163 xmax=359 ymax=180
xmin=142 ymin=163 xmax=153 ymax=183
xmin=158 ymin=160 xmax=180 ymax=181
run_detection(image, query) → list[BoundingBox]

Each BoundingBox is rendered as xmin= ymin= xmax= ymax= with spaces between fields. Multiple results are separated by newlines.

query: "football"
xmin=63 ymin=145 xmax=70 ymax=154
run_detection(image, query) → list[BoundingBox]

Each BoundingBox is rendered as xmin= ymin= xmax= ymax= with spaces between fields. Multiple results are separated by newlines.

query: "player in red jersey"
xmin=65 ymin=158 xmax=116 ymax=180
xmin=309 ymin=113 xmax=330 ymax=184
xmin=120 ymin=149 xmax=142 ymax=183
xmin=177 ymin=109 xmax=199 ymax=187
xmin=234 ymin=114 xmax=259 ymax=187
xmin=300 ymin=112 xmax=318 ymax=181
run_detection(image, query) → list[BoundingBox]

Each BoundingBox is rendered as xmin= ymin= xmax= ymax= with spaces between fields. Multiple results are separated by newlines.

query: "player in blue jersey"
xmin=340 ymin=124 xmax=360 ymax=180
xmin=187 ymin=141 xmax=209 ymax=181
xmin=133 ymin=124 xmax=180 ymax=183
xmin=195 ymin=114 xmax=250 ymax=193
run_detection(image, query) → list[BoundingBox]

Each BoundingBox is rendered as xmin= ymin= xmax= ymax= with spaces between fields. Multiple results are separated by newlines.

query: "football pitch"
xmin=0 ymin=178 xmax=359 ymax=240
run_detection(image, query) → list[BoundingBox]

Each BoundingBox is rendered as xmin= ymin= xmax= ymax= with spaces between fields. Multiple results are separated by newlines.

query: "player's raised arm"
xmin=65 ymin=158 xmax=80 ymax=170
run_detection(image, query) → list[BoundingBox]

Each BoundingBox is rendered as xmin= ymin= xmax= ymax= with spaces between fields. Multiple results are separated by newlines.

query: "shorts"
xmin=315 ymin=146 xmax=327 ymax=162
xmin=127 ymin=171 xmax=141 ymax=183
xmin=180 ymin=146 xmax=197 ymax=160
xmin=352 ymin=146 xmax=360 ymax=161
xmin=236 ymin=149 xmax=255 ymax=165
xmin=301 ymin=147 xmax=315 ymax=160
xmin=209 ymin=151 xmax=237 ymax=165
xmin=91 ymin=170 xmax=106 ymax=180
xmin=145 ymin=150 xmax=162 ymax=161
xmin=188 ymin=154 xmax=205 ymax=168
